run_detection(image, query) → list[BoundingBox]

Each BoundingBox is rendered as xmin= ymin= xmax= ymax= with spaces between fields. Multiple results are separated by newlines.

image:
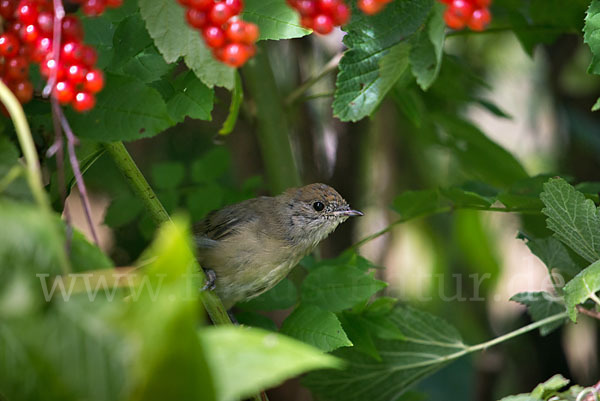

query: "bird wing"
xmin=193 ymin=201 xmax=258 ymax=247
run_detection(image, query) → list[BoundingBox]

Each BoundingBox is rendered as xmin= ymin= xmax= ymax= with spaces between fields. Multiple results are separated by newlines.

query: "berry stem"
xmin=43 ymin=0 xmax=64 ymax=97
xmin=53 ymin=97 xmax=100 ymax=246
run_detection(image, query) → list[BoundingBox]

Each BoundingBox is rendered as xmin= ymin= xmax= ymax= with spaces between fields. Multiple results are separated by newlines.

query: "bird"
xmin=193 ymin=183 xmax=363 ymax=309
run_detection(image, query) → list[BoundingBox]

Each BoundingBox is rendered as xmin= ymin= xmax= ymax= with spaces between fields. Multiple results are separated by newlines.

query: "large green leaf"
xmin=200 ymin=326 xmax=341 ymax=401
xmin=280 ymin=305 xmax=352 ymax=352
xmin=519 ymin=234 xmax=585 ymax=282
xmin=301 ymin=265 xmax=387 ymax=312
xmin=237 ymin=278 xmax=298 ymax=311
xmin=585 ymin=0 xmax=600 ymax=75
xmin=166 ymin=71 xmax=215 ymax=123
xmin=0 ymin=136 xmax=31 ymax=201
xmin=563 ymin=260 xmax=600 ymax=321
xmin=303 ymin=306 xmax=466 ymax=401
xmin=67 ymin=74 xmax=173 ymax=142
xmin=540 ymin=178 xmax=600 ymax=263
xmin=510 ymin=292 xmax=567 ymax=335
xmin=242 ymin=0 xmax=311 ymax=40
xmin=409 ymin=2 xmax=445 ymax=90
xmin=138 ymin=0 xmax=235 ymax=89
xmin=333 ymin=0 xmax=433 ymax=121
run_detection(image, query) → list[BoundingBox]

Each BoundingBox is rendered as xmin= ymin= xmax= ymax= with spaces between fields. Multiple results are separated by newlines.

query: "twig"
xmin=43 ymin=0 xmax=64 ymax=97
xmin=285 ymin=52 xmax=342 ymax=106
xmin=576 ymin=305 xmax=600 ymax=321
xmin=54 ymin=99 xmax=99 ymax=245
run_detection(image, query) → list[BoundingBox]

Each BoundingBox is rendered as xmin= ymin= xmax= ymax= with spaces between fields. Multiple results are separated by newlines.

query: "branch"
xmin=577 ymin=305 xmax=600 ymax=321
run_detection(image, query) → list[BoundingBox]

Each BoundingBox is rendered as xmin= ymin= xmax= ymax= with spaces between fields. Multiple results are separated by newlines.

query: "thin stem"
xmin=43 ymin=0 xmax=64 ymax=97
xmin=55 ymin=100 xmax=99 ymax=245
xmin=576 ymin=305 xmax=600 ymax=321
xmin=103 ymin=141 xmax=170 ymax=226
xmin=352 ymin=205 xmax=541 ymax=248
xmin=589 ymin=292 xmax=600 ymax=307
xmin=0 ymin=82 xmax=49 ymax=211
xmin=285 ymin=52 xmax=342 ymax=106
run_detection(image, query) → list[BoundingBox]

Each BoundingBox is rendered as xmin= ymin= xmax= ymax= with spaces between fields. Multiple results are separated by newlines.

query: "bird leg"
xmin=201 ymin=268 xmax=217 ymax=291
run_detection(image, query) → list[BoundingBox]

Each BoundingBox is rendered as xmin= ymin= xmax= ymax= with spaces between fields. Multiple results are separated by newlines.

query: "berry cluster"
xmin=286 ymin=0 xmax=350 ymax=35
xmin=0 ymin=0 xmax=110 ymax=111
xmin=357 ymin=0 xmax=392 ymax=15
xmin=70 ymin=0 xmax=122 ymax=17
xmin=440 ymin=0 xmax=491 ymax=31
xmin=177 ymin=0 xmax=259 ymax=68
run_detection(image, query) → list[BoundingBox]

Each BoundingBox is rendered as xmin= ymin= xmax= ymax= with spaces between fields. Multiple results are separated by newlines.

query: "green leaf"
xmin=592 ymin=96 xmax=600 ymax=111
xmin=303 ymin=306 xmax=466 ymax=401
xmin=235 ymin=310 xmax=278 ymax=331
xmin=238 ymin=278 xmax=298 ymax=311
xmin=120 ymin=47 xmax=174 ymax=83
xmin=151 ymin=162 xmax=185 ymax=190
xmin=409 ymin=2 xmax=445 ymax=90
xmin=280 ymin=305 xmax=352 ymax=352
xmin=200 ymin=326 xmax=341 ymax=401
xmin=138 ymin=0 xmax=234 ymax=89
xmin=540 ymin=177 xmax=600 ymax=263
xmin=519 ymin=234 xmax=585 ymax=281
xmin=104 ymin=196 xmax=144 ymax=228
xmin=392 ymin=189 xmax=441 ymax=220
xmin=0 ymin=136 xmax=30 ymax=201
xmin=332 ymin=0 xmax=433 ymax=121
xmin=301 ymin=265 xmax=387 ymax=312
xmin=510 ymin=292 xmax=567 ymax=336
xmin=530 ymin=374 xmax=570 ymax=398
xmin=109 ymin=13 xmax=153 ymax=70
xmin=166 ymin=71 xmax=215 ymax=123
xmin=337 ymin=312 xmax=381 ymax=361
xmin=242 ymin=0 xmax=311 ymax=40
xmin=186 ymin=184 xmax=225 ymax=221
xmin=68 ymin=230 xmax=114 ymax=273
xmin=190 ymin=147 xmax=231 ymax=183
xmin=584 ymin=0 xmax=600 ymax=75
xmin=67 ymin=74 xmax=173 ymax=142
xmin=563 ymin=259 xmax=600 ymax=321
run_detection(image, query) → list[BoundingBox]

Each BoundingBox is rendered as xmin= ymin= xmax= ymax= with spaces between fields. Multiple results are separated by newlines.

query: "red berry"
xmin=17 ymin=1 xmax=38 ymax=25
xmin=13 ymin=80 xmax=33 ymax=103
xmin=447 ymin=0 xmax=473 ymax=21
xmin=80 ymin=46 xmax=98 ymax=67
xmin=296 ymin=0 xmax=317 ymax=17
xmin=82 ymin=0 xmax=105 ymax=16
xmin=467 ymin=7 xmax=490 ymax=31
xmin=6 ymin=21 xmax=24 ymax=35
xmin=221 ymin=42 xmax=249 ymax=67
xmin=62 ymin=16 xmax=84 ymax=40
xmin=242 ymin=22 xmax=259 ymax=44
xmin=83 ymin=68 xmax=103 ymax=93
xmin=203 ymin=26 xmax=225 ymax=48
xmin=358 ymin=0 xmax=384 ymax=15
xmin=37 ymin=11 xmax=54 ymax=34
xmin=186 ymin=8 xmax=208 ymax=28
xmin=0 ymin=33 xmax=20 ymax=58
xmin=20 ymin=24 xmax=39 ymax=43
xmin=443 ymin=7 xmax=465 ymax=29
xmin=209 ymin=2 xmax=234 ymax=25
xmin=300 ymin=15 xmax=314 ymax=29
xmin=54 ymin=81 xmax=74 ymax=104
xmin=189 ymin=0 xmax=212 ymax=11
xmin=312 ymin=14 xmax=333 ymax=34
xmin=225 ymin=19 xmax=246 ymax=42
xmin=332 ymin=3 xmax=350 ymax=25
xmin=66 ymin=64 xmax=86 ymax=84
xmin=31 ymin=36 xmax=52 ymax=62
xmin=6 ymin=56 xmax=29 ymax=80
xmin=224 ymin=0 xmax=243 ymax=15
xmin=0 ymin=0 xmax=16 ymax=19
xmin=177 ymin=0 xmax=190 ymax=5
xmin=317 ymin=0 xmax=339 ymax=14
xmin=72 ymin=91 xmax=95 ymax=112
xmin=62 ymin=41 xmax=82 ymax=63
xmin=106 ymin=0 xmax=122 ymax=7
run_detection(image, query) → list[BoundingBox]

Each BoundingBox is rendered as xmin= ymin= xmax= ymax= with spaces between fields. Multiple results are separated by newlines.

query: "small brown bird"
xmin=193 ymin=183 xmax=362 ymax=309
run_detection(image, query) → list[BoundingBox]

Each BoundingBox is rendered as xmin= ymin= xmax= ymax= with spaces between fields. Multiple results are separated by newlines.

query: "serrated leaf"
xmin=409 ymin=2 xmax=445 ymax=90
xmin=301 ymin=265 xmax=387 ymax=312
xmin=510 ymin=292 xmax=567 ymax=336
xmin=392 ymin=189 xmax=442 ymax=220
xmin=200 ymin=326 xmax=341 ymax=401
xmin=109 ymin=14 xmax=153 ymax=70
xmin=120 ymin=49 xmax=174 ymax=83
xmin=333 ymin=0 xmax=433 ymax=121
xmin=303 ymin=306 xmax=466 ymax=401
xmin=280 ymin=305 xmax=352 ymax=352
xmin=67 ymin=74 xmax=173 ymax=142
xmin=540 ymin=177 xmax=600 ymax=263
xmin=242 ymin=0 xmax=311 ymax=40
xmin=530 ymin=374 xmax=570 ymax=398
xmin=138 ymin=0 xmax=234 ymax=89
xmin=337 ymin=313 xmax=381 ymax=361
xmin=166 ymin=71 xmax=215 ymax=123
xmin=563 ymin=259 xmax=600 ymax=321
xmin=519 ymin=235 xmax=585 ymax=281
xmin=585 ymin=0 xmax=600 ymax=75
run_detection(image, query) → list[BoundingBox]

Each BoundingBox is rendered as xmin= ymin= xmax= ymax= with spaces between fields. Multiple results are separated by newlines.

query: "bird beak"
xmin=335 ymin=209 xmax=364 ymax=217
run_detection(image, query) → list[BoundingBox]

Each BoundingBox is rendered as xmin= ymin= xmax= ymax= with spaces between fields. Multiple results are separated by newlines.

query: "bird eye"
xmin=313 ymin=201 xmax=325 ymax=212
